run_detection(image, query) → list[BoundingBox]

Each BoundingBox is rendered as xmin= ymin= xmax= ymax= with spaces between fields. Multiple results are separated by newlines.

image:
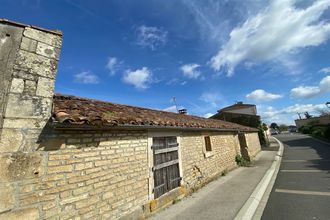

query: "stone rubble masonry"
xmin=180 ymin=132 xmax=241 ymax=191
xmin=0 ymin=21 xmax=63 ymax=219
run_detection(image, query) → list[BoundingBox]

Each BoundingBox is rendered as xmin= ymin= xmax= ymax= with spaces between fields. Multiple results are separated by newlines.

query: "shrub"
xmin=311 ymin=129 xmax=323 ymax=138
xmin=235 ymin=155 xmax=250 ymax=167
xmin=299 ymin=126 xmax=311 ymax=134
xmin=324 ymin=126 xmax=330 ymax=140
xmin=258 ymin=125 xmax=269 ymax=147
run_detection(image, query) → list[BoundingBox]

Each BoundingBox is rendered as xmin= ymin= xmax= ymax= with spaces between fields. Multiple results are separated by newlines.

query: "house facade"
xmin=0 ymin=20 xmax=261 ymax=219
xmin=218 ymin=102 xmax=257 ymax=116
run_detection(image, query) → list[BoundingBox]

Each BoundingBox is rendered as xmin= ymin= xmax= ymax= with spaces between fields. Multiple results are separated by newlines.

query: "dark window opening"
xmin=204 ymin=136 xmax=212 ymax=152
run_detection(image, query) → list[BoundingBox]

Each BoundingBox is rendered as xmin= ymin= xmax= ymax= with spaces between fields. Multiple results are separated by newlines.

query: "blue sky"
xmin=1 ymin=0 xmax=330 ymax=125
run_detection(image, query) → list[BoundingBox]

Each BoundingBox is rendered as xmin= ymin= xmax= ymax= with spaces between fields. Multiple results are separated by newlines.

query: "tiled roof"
xmin=52 ymin=94 xmax=258 ymax=132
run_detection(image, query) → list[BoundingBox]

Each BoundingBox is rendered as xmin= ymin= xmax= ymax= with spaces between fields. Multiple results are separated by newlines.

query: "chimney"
xmin=178 ymin=109 xmax=187 ymax=115
xmin=0 ymin=19 xmax=62 ymax=153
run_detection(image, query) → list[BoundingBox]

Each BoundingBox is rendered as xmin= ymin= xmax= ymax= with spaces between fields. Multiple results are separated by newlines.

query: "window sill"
xmin=204 ymin=151 xmax=214 ymax=158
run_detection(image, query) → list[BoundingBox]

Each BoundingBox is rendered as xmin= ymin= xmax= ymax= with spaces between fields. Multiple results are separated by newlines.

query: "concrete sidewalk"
xmin=149 ymin=140 xmax=280 ymax=220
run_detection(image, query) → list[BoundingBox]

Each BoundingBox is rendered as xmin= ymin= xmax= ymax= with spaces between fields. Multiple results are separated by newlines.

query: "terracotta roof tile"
xmin=52 ymin=94 xmax=258 ymax=132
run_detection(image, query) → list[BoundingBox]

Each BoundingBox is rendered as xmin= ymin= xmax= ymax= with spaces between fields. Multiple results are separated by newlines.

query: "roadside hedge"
xmin=299 ymin=124 xmax=330 ymax=141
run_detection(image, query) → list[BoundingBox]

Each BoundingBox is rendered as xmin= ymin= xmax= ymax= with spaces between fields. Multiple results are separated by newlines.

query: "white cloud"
xmin=180 ymin=63 xmax=201 ymax=79
xmin=290 ymin=86 xmax=321 ymax=98
xmin=203 ymin=113 xmax=214 ymax=118
xmin=209 ymin=0 xmax=330 ymax=76
xmin=166 ymin=78 xmax=187 ymax=86
xmin=123 ymin=67 xmax=153 ymax=89
xmin=74 ymin=71 xmax=99 ymax=84
xmin=246 ymin=89 xmax=283 ymax=102
xmin=290 ymin=75 xmax=330 ymax=98
xmin=136 ymin=25 xmax=168 ymax=50
xmin=320 ymin=67 xmax=330 ymax=74
xmin=319 ymin=67 xmax=330 ymax=73
xmin=320 ymin=75 xmax=330 ymax=92
xmin=259 ymin=103 xmax=328 ymax=124
xmin=199 ymin=92 xmax=222 ymax=107
xmin=181 ymin=0 xmax=267 ymax=44
xmin=106 ymin=57 xmax=122 ymax=75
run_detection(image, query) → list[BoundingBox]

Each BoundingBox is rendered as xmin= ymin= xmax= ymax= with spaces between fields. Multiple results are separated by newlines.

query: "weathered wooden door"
xmin=152 ymin=136 xmax=181 ymax=198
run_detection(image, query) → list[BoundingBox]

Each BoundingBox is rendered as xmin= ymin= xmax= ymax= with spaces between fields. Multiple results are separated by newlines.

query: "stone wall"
xmin=0 ymin=21 xmax=62 ymax=153
xmin=245 ymin=132 xmax=261 ymax=158
xmin=0 ymin=129 xmax=149 ymax=219
xmin=0 ymin=127 xmax=260 ymax=219
xmin=0 ymin=22 xmax=23 ymax=130
xmin=0 ymin=20 xmax=262 ymax=220
xmin=180 ymin=132 xmax=240 ymax=191
xmin=295 ymin=115 xmax=330 ymax=129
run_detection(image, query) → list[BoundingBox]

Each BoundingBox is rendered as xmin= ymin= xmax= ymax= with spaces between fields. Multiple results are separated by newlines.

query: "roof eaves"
xmin=51 ymin=122 xmax=255 ymax=132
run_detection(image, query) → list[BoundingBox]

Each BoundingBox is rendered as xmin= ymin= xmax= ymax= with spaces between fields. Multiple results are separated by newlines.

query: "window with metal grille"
xmin=152 ymin=136 xmax=181 ymax=198
xmin=204 ymin=136 xmax=212 ymax=152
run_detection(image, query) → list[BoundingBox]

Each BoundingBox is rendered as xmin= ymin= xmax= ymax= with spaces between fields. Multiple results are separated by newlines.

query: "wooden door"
xmin=152 ymin=136 xmax=181 ymax=198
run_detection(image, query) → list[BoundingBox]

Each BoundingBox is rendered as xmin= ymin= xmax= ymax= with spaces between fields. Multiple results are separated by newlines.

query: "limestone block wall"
xmin=0 ymin=20 xmax=263 ymax=220
xmin=0 ymin=21 xmax=62 ymax=153
xmin=0 ymin=129 xmax=149 ymax=219
xmin=295 ymin=115 xmax=330 ymax=128
xmin=180 ymin=131 xmax=240 ymax=190
xmin=245 ymin=132 xmax=261 ymax=158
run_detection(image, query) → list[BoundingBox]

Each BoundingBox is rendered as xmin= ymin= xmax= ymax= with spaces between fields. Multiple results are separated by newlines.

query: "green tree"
xmin=279 ymin=124 xmax=288 ymax=132
xmin=262 ymin=123 xmax=268 ymax=131
xmin=270 ymin=123 xmax=279 ymax=129
xmin=304 ymin=112 xmax=312 ymax=119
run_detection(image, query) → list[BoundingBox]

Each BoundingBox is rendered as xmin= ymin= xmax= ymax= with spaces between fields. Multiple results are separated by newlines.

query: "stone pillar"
xmin=0 ymin=19 xmax=62 ymax=218
xmin=0 ymin=19 xmax=62 ymax=153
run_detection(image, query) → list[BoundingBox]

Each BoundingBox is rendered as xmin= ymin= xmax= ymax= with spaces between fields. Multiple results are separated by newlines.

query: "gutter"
xmin=51 ymin=121 xmax=255 ymax=133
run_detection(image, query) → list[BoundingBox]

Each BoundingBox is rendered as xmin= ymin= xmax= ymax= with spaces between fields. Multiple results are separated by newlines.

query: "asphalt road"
xmin=262 ymin=133 xmax=330 ymax=220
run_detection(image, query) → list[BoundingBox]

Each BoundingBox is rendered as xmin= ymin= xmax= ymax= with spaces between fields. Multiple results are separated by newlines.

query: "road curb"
xmin=234 ymin=137 xmax=284 ymax=220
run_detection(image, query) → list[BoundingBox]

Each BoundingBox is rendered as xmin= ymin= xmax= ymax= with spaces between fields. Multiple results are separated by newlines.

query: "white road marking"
xmin=286 ymin=147 xmax=312 ymax=150
xmin=282 ymin=159 xmax=330 ymax=163
xmin=280 ymin=169 xmax=328 ymax=173
xmin=275 ymin=189 xmax=330 ymax=196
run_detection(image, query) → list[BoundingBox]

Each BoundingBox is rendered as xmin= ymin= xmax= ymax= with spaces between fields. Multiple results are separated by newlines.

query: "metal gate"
xmin=152 ymin=136 xmax=181 ymax=198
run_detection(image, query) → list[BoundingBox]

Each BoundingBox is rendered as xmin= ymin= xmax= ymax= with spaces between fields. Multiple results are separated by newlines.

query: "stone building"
xmin=0 ymin=19 xmax=261 ymax=219
xmin=295 ymin=115 xmax=330 ymax=129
